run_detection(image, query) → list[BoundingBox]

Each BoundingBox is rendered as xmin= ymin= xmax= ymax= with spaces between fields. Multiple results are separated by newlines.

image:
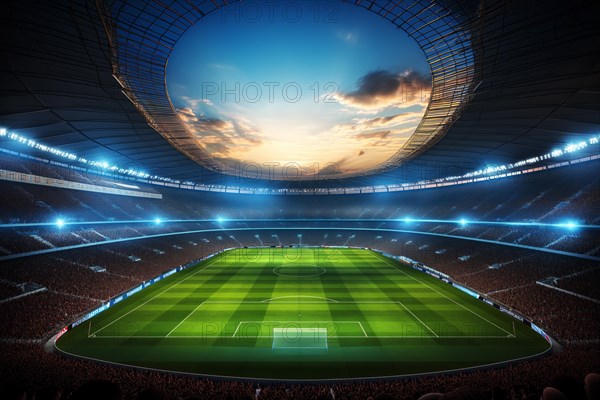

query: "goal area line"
xmin=232 ymin=321 xmax=368 ymax=338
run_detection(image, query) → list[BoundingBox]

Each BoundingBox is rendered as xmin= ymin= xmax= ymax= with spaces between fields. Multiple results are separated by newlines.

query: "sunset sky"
xmin=166 ymin=1 xmax=431 ymax=179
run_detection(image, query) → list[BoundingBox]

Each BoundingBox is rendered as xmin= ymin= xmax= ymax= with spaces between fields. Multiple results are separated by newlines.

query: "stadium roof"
xmin=1 ymin=0 xmax=599 ymax=189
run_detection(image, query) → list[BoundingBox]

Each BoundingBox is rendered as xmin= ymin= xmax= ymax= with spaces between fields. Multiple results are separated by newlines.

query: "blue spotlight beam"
xmin=1 ymin=127 xmax=599 ymax=195
xmin=0 ymin=226 xmax=598 ymax=262
xmin=0 ymin=218 xmax=597 ymax=229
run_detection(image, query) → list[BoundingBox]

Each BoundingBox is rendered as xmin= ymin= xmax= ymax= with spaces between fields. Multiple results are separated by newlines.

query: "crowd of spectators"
xmin=556 ymin=268 xmax=600 ymax=300
xmin=1 ymin=218 xmax=599 ymax=261
xmin=0 ymin=155 xmax=598 ymax=398
xmin=2 ymin=131 xmax=600 ymax=226
xmin=0 ymin=291 xmax=97 ymax=339
xmin=0 ymin=280 xmax=23 ymax=301
xmin=491 ymin=284 xmax=600 ymax=343
xmin=0 ymin=229 xmax=598 ymax=345
xmin=1 ymin=342 xmax=598 ymax=399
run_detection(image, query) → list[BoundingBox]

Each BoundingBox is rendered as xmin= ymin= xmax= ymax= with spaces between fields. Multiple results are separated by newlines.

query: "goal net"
xmin=272 ymin=327 xmax=328 ymax=350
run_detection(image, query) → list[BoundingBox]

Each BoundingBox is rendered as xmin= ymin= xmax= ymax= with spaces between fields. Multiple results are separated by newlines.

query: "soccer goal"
xmin=272 ymin=327 xmax=328 ymax=350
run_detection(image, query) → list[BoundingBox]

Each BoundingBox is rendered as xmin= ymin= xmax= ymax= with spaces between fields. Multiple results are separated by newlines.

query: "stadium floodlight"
xmin=217 ymin=217 xmax=224 ymax=223
xmin=559 ymin=220 xmax=579 ymax=230
xmin=55 ymin=218 xmax=65 ymax=228
xmin=403 ymin=217 xmax=412 ymax=223
xmin=0 ymin=127 xmax=6 ymax=136
xmin=459 ymin=218 xmax=468 ymax=226
xmin=154 ymin=218 xmax=162 ymax=224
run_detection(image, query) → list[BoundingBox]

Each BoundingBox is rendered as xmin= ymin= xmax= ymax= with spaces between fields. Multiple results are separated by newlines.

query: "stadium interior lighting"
xmin=217 ymin=217 xmax=224 ymax=223
xmin=154 ymin=218 xmax=162 ymax=225
xmin=560 ymin=220 xmax=579 ymax=230
xmin=1 ymin=125 xmax=599 ymax=195
xmin=55 ymin=218 xmax=65 ymax=228
xmin=459 ymin=218 xmax=468 ymax=226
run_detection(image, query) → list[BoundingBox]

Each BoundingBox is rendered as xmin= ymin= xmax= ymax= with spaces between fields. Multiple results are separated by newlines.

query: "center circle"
xmin=272 ymin=266 xmax=326 ymax=277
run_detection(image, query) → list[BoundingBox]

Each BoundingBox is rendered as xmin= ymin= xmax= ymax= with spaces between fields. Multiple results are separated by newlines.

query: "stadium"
xmin=0 ymin=0 xmax=599 ymax=399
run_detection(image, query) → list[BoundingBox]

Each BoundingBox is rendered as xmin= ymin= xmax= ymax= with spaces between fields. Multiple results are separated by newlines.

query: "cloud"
xmin=177 ymin=107 xmax=196 ymax=119
xmin=334 ymin=70 xmax=431 ymax=110
xmin=353 ymin=130 xmax=391 ymax=141
xmin=331 ymin=110 xmax=424 ymax=141
xmin=337 ymin=30 xmax=358 ymax=43
xmin=180 ymin=96 xmax=213 ymax=108
xmin=317 ymin=152 xmax=376 ymax=177
xmin=353 ymin=111 xmax=424 ymax=129
xmin=208 ymin=63 xmax=237 ymax=71
xmin=176 ymin=107 xmax=263 ymax=158
xmin=170 ymin=70 xmax=429 ymax=178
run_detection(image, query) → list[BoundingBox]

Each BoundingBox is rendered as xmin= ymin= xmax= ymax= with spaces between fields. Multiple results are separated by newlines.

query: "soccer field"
xmin=56 ymin=248 xmax=551 ymax=379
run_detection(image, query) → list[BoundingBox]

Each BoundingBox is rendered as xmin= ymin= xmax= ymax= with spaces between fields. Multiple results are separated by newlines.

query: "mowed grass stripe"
xmin=217 ymin=259 xmax=281 ymax=341
xmin=170 ymin=257 xmax=270 ymax=337
xmin=91 ymin=248 xmax=513 ymax=341
xmin=363 ymin=259 xmax=450 ymax=336
xmin=320 ymin=251 xmax=382 ymax=342
xmin=372 ymin=252 xmax=514 ymax=336
xmin=55 ymin=248 xmax=553 ymax=379
xmin=89 ymin=257 xmax=223 ymax=337
xmin=333 ymin=254 xmax=419 ymax=300
xmin=150 ymin=264 xmax=250 ymax=336
xmin=261 ymin=251 xmax=332 ymax=338
xmin=348 ymin=252 xmax=438 ymax=337
xmin=165 ymin=260 xmax=255 ymax=337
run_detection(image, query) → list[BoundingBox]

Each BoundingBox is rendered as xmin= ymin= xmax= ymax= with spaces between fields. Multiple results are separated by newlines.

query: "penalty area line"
xmin=358 ymin=321 xmax=368 ymax=338
xmin=89 ymin=259 xmax=218 ymax=337
xmin=166 ymin=301 xmax=205 ymax=337
xmin=379 ymin=257 xmax=514 ymax=337
xmin=232 ymin=322 xmax=242 ymax=338
xmin=396 ymin=301 xmax=439 ymax=338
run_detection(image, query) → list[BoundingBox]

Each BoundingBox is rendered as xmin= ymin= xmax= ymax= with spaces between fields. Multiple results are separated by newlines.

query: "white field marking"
xmin=379 ymin=257 xmax=514 ymax=337
xmin=192 ymin=301 xmax=491 ymax=339
xmin=203 ymin=300 xmax=403 ymax=304
xmin=261 ymin=295 xmax=338 ymax=303
xmin=59 ymin=337 xmax=549 ymax=383
xmin=232 ymin=322 xmax=243 ymax=338
xmin=357 ymin=322 xmax=368 ymax=338
xmin=272 ymin=266 xmax=326 ymax=278
xmin=166 ymin=301 xmax=205 ymax=337
xmin=396 ymin=301 xmax=439 ymax=338
xmin=90 ymin=259 xmax=219 ymax=337
xmin=233 ymin=321 xmax=366 ymax=338
xmin=89 ymin=335 xmax=516 ymax=339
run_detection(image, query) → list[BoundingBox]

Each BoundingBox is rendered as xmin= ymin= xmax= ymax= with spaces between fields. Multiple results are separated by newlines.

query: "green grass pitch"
xmin=56 ymin=247 xmax=551 ymax=379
